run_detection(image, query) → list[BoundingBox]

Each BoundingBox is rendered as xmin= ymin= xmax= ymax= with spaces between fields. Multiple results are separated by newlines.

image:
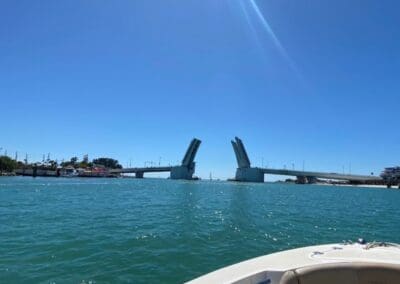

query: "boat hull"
xmin=187 ymin=242 xmax=400 ymax=284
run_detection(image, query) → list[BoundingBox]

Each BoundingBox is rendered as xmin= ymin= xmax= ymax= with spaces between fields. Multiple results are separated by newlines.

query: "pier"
xmin=110 ymin=138 xmax=201 ymax=180
xmin=231 ymin=137 xmax=382 ymax=184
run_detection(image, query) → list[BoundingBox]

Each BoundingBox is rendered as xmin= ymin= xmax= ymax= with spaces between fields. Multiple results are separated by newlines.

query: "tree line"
xmin=0 ymin=156 xmax=18 ymax=173
xmin=0 ymin=155 xmax=122 ymax=173
xmin=60 ymin=156 xmax=122 ymax=169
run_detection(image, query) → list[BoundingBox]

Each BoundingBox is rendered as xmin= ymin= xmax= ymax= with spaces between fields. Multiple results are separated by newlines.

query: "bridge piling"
xmin=235 ymin=167 xmax=264 ymax=183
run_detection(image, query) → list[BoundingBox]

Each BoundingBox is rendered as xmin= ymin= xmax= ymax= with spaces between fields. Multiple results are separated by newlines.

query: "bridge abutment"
xmin=170 ymin=164 xmax=195 ymax=180
xmin=235 ymin=167 xmax=264 ymax=183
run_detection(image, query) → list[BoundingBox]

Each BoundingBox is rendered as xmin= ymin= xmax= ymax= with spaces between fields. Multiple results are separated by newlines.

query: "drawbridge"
xmin=111 ymin=138 xmax=201 ymax=180
xmin=231 ymin=137 xmax=382 ymax=184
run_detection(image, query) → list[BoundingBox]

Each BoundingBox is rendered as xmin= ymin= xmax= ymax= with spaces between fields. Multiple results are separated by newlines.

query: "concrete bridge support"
xmin=136 ymin=172 xmax=144 ymax=178
xmin=235 ymin=167 xmax=265 ymax=183
xmin=170 ymin=164 xmax=195 ymax=180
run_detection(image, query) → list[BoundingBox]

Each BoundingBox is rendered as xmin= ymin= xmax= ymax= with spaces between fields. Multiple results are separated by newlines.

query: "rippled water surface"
xmin=1 ymin=177 xmax=399 ymax=283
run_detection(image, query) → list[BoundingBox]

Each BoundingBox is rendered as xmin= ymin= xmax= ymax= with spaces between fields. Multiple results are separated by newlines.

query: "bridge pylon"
xmin=170 ymin=138 xmax=201 ymax=180
xmin=231 ymin=137 xmax=264 ymax=183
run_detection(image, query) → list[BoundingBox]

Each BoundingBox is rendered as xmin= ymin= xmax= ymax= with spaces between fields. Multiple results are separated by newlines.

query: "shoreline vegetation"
xmin=0 ymin=155 xmax=122 ymax=178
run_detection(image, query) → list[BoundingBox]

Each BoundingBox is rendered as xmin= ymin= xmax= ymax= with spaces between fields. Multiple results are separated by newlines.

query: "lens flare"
xmin=242 ymin=0 xmax=303 ymax=79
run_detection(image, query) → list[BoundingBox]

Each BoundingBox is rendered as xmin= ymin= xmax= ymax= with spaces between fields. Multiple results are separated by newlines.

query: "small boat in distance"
xmin=59 ymin=166 xmax=79 ymax=177
xmin=187 ymin=240 xmax=400 ymax=284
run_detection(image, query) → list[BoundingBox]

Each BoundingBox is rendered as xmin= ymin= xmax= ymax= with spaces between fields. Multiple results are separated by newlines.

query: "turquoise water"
xmin=1 ymin=177 xmax=399 ymax=283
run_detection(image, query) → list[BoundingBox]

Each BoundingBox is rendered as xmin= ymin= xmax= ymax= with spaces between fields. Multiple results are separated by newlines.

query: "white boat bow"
xmin=187 ymin=241 xmax=400 ymax=284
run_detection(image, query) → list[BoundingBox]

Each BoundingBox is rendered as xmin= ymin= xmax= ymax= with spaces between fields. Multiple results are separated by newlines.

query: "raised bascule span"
xmin=111 ymin=138 xmax=201 ymax=180
xmin=231 ymin=137 xmax=382 ymax=184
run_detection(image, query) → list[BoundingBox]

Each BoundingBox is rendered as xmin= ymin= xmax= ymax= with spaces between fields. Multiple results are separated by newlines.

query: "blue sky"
xmin=1 ymin=0 xmax=399 ymax=179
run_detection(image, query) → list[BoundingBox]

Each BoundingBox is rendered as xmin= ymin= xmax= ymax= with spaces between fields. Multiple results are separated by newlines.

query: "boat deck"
xmin=187 ymin=242 xmax=400 ymax=284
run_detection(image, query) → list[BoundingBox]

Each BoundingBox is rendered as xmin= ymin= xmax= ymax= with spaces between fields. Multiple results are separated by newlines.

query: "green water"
xmin=1 ymin=177 xmax=399 ymax=283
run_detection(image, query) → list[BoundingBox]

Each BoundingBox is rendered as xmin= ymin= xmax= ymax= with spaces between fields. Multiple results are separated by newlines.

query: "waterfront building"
xmin=380 ymin=167 xmax=400 ymax=187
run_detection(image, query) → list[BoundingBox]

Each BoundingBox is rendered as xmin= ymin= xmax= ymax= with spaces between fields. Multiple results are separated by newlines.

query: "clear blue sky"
xmin=1 ymin=0 xmax=399 ymax=179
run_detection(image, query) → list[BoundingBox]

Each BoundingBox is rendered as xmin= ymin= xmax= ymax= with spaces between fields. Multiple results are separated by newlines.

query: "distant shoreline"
xmin=316 ymin=183 xmax=399 ymax=189
xmin=275 ymin=180 xmax=398 ymax=189
xmin=1 ymin=175 xmax=398 ymax=189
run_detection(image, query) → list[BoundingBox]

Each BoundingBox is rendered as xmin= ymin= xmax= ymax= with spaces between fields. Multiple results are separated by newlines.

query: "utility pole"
xmin=15 ymin=151 xmax=18 ymax=161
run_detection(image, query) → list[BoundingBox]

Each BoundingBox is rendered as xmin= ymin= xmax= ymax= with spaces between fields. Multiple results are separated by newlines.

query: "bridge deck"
xmin=260 ymin=168 xmax=382 ymax=182
xmin=110 ymin=166 xmax=172 ymax=174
